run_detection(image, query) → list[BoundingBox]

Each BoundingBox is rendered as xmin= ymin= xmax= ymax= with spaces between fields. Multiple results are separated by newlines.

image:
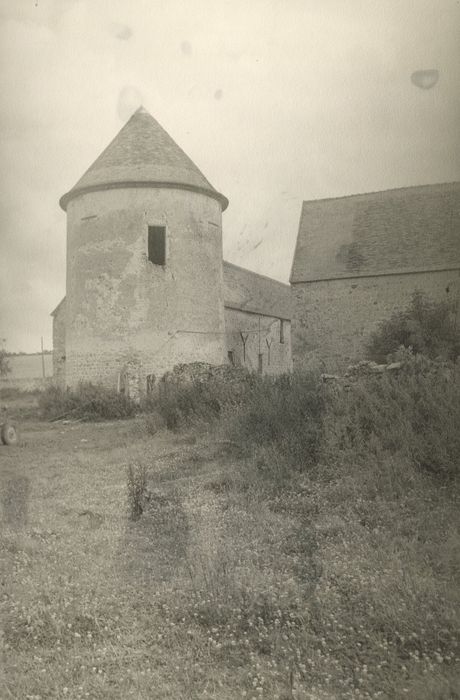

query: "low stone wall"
xmin=321 ymin=359 xmax=402 ymax=384
xmin=320 ymin=356 xmax=457 ymax=389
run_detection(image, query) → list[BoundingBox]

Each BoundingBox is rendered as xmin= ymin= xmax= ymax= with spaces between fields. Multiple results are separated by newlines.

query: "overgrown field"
xmin=1 ymin=358 xmax=459 ymax=699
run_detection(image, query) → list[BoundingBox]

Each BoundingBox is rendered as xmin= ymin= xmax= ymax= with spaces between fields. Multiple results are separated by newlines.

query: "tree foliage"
xmin=366 ymin=290 xmax=460 ymax=363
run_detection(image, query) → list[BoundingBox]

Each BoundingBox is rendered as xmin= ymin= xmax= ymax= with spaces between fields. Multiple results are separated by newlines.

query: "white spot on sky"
xmin=111 ymin=23 xmax=133 ymax=40
xmin=214 ymin=89 xmax=223 ymax=100
xmin=117 ymin=86 xmax=144 ymax=121
xmin=410 ymin=69 xmax=439 ymax=89
xmin=181 ymin=41 xmax=192 ymax=56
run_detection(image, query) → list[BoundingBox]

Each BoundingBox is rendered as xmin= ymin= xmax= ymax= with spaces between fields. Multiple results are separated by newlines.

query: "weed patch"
xmin=322 ymin=353 xmax=460 ymax=479
xmin=39 ymin=383 xmax=136 ymax=421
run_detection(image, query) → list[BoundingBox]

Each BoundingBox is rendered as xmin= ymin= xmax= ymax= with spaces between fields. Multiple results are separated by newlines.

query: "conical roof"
xmin=59 ymin=106 xmax=228 ymax=211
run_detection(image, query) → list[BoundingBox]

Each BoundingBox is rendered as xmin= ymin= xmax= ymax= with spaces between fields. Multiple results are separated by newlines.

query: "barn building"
xmin=290 ymin=182 xmax=460 ymax=371
xmin=52 ymin=107 xmax=292 ymax=395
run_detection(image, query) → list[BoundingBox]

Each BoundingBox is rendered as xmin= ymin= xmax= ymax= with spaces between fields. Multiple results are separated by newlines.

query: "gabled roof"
xmin=223 ymin=261 xmax=291 ymax=320
xmin=290 ymin=182 xmax=460 ymax=283
xmin=59 ymin=107 xmax=228 ymax=211
xmin=50 ymin=297 xmax=66 ymax=317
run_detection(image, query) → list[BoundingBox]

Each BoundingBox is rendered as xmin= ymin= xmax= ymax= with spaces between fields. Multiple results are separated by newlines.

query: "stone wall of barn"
xmin=224 ymin=307 xmax=292 ymax=375
xmin=291 ymin=269 xmax=460 ymax=372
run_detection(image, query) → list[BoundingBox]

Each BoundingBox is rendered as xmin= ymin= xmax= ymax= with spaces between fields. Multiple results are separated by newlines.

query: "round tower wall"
xmin=65 ymin=187 xmax=226 ymax=392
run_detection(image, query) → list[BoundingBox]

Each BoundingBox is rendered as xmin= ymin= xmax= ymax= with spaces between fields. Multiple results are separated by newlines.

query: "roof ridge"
xmin=301 ymin=181 xmax=460 ymax=206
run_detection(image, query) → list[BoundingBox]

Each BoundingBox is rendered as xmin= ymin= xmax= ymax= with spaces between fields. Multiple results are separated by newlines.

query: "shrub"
xmin=155 ymin=381 xmax=220 ymax=430
xmin=0 ymin=386 xmax=41 ymax=400
xmin=38 ymin=382 xmax=136 ymax=421
xmin=228 ymin=371 xmax=325 ymax=479
xmin=153 ymin=372 xmax=258 ymax=430
xmin=144 ymin=409 xmax=166 ymax=435
xmin=224 ymin=355 xmax=459 ymax=487
xmin=152 ymin=370 xmax=325 ymax=476
xmin=366 ymin=290 xmax=460 ymax=363
xmin=38 ymin=384 xmax=77 ymax=419
xmin=322 ymin=353 xmax=460 ymax=480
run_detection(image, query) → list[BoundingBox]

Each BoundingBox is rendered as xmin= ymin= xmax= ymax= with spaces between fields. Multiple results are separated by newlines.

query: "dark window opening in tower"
xmin=148 ymin=226 xmax=166 ymax=265
xmin=280 ymin=319 xmax=285 ymax=344
xmin=227 ymin=350 xmax=235 ymax=365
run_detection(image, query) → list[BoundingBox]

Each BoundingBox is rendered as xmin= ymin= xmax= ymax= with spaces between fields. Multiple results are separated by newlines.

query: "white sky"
xmin=1 ymin=0 xmax=459 ymax=352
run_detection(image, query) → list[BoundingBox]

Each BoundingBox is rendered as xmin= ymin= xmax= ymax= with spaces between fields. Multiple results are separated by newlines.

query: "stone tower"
xmin=59 ymin=106 xmax=228 ymax=393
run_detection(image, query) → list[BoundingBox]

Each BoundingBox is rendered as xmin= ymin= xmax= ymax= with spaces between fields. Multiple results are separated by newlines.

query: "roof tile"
xmin=290 ymin=182 xmax=460 ymax=283
xmin=60 ymin=107 xmax=228 ymax=210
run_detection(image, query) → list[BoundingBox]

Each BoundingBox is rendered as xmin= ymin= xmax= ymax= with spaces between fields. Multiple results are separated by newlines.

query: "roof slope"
xmin=50 ymin=297 xmax=66 ymax=317
xmin=223 ymin=262 xmax=291 ymax=320
xmin=290 ymin=182 xmax=460 ymax=283
xmin=60 ymin=107 xmax=228 ymax=211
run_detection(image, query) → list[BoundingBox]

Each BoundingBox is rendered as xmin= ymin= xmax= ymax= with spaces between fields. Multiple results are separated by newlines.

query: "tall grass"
xmin=322 ymin=354 xmax=460 ymax=480
xmin=147 ymin=354 xmax=459 ymax=485
xmin=39 ymin=383 xmax=136 ymax=421
xmin=148 ymin=372 xmax=259 ymax=431
xmin=227 ymin=371 xmax=325 ymax=484
xmin=224 ymin=354 xmax=460 ymax=486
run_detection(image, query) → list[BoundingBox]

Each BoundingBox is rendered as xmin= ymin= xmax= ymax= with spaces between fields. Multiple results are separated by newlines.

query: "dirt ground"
xmin=1 ymin=396 xmax=255 ymax=699
xmin=2 ymin=395 xmax=458 ymax=700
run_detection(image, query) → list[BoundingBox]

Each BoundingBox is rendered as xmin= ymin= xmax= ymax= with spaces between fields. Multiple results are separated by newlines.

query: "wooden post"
xmin=239 ymin=332 xmax=248 ymax=363
xmin=266 ymin=337 xmax=272 ymax=365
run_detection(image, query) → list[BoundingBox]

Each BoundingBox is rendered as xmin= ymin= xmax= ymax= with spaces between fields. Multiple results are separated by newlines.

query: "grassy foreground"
xmin=1 ymin=379 xmax=459 ymax=699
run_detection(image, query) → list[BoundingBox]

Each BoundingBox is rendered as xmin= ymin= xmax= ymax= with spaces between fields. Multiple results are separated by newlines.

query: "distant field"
xmin=4 ymin=353 xmax=53 ymax=379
